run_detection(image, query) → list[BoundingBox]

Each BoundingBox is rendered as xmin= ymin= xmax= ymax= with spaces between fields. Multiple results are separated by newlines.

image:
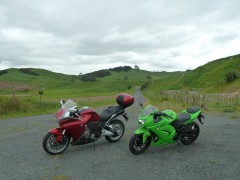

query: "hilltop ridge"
xmin=0 ymin=54 xmax=239 ymax=96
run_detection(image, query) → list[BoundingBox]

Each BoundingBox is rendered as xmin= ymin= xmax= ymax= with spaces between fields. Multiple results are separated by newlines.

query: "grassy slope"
xmin=0 ymin=68 xmax=80 ymax=97
xmin=1 ymin=54 xmax=239 ymax=97
xmin=0 ymin=55 xmax=239 ymax=118
xmin=0 ymin=68 xmax=181 ymax=98
xmin=0 ymin=68 xmax=182 ymax=118
xmin=146 ymin=54 xmax=240 ymax=93
xmin=99 ymin=69 xmax=182 ymax=89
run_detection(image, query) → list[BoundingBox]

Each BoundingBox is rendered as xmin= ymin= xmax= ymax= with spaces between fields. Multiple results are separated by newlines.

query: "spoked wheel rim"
xmin=132 ymin=136 xmax=147 ymax=152
xmin=105 ymin=119 xmax=125 ymax=142
xmin=44 ymin=133 xmax=69 ymax=154
xmin=180 ymin=122 xmax=200 ymax=145
xmin=129 ymin=134 xmax=151 ymax=155
xmin=109 ymin=123 xmax=124 ymax=141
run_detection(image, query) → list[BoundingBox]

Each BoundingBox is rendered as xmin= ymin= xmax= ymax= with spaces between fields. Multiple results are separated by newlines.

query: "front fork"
xmin=49 ymin=128 xmax=66 ymax=142
xmin=134 ymin=128 xmax=151 ymax=144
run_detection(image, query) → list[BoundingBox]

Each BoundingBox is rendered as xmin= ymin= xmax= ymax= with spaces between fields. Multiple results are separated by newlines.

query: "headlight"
xmin=138 ymin=119 xmax=145 ymax=124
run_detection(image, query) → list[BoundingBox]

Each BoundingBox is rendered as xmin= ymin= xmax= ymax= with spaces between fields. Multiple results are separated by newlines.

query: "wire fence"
xmin=159 ymin=90 xmax=240 ymax=111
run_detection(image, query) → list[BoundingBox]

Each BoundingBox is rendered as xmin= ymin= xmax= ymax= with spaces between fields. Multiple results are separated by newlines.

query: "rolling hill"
xmin=0 ymin=67 xmax=181 ymax=98
xmin=0 ymin=55 xmax=239 ymax=118
xmin=144 ymin=54 xmax=240 ymax=93
xmin=0 ymin=54 xmax=239 ymax=98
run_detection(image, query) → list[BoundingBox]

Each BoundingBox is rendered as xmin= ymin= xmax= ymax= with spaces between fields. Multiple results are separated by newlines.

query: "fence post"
xmin=202 ymin=94 xmax=206 ymax=109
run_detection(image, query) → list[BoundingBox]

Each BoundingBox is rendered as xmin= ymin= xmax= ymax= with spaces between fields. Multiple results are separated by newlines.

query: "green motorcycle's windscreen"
xmin=141 ymin=105 xmax=158 ymax=117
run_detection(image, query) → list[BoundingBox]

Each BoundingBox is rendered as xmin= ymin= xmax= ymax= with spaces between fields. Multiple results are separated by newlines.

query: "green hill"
xmin=145 ymin=54 xmax=240 ymax=93
xmin=0 ymin=54 xmax=239 ymax=98
xmin=0 ymin=55 xmax=239 ymax=118
xmin=0 ymin=67 xmax=181 ymax=98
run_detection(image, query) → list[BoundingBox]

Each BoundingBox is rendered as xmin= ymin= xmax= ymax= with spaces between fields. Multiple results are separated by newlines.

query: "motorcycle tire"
xmin=105 ymin=119 xmax=125 ymax=142
xmin=180 ymin=122 xmax=200 ymax=145
xmin=129 ymin=134 xmax=151 ymax=155
xmin=42 ymin=132 xmax=70 ymax=155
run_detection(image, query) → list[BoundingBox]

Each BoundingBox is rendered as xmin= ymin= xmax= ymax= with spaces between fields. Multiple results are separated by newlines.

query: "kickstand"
xmin=93 ymin=141 xmax=96 ymax=151
xmin=177 ymin=140 xmax=181 ymax=153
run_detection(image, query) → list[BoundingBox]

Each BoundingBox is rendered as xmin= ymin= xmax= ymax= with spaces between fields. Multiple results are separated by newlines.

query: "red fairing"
xmin=49 ymin=128 xmax=64 ymax=142
xmin=116 ymin=93 xmax=134 ymax=108
xmin=55 ymin=108 xmax=64 ymax=119
xmin=59 ymin=109 xmax=100 ymax=143
xmin=79 ymin=109 xmax=101 ymax=122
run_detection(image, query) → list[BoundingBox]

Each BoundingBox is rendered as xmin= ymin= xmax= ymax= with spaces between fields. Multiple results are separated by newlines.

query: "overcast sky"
xmin=0 ymin=0 xmax=240 ymax=75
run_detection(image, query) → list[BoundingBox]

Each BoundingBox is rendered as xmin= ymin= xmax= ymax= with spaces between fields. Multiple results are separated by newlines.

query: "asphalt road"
xmin=0 ymin=90 xmax=240 ymax=180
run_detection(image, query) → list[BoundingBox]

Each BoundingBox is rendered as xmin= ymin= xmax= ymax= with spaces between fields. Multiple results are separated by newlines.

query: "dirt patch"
xmin=233 ymin=89 xmax=240 ymax=95
xmin=0 ymin=81 xmax=35 ymax=91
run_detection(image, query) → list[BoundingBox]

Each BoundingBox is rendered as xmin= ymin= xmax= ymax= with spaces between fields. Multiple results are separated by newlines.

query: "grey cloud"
xmin=213 ymin=34 xmax=239 ymax=44
xmin=0 ymin=0 xmax=240 ymax=74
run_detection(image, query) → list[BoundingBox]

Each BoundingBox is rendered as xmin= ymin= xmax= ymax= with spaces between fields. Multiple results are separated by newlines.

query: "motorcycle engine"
xmin=83 ymin=126 xmax=93 ymax=140
xmin=81 ymin=126 xmax=102 ymax=143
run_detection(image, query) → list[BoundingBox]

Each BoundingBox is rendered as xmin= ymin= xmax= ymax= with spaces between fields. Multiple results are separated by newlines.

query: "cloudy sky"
xmin=0 ymin=0 xmax=240 ymax=75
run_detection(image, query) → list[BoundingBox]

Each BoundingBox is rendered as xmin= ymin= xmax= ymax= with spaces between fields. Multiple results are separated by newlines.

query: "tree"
xmin=39 ymin=90 xmax=44 ymax=101
xmin=134 ymin=65 xmax=140 ymax=70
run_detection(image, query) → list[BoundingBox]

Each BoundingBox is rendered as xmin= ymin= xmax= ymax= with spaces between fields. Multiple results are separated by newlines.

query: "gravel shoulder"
xmin=0 ymin=90 xmax=240 ymax=180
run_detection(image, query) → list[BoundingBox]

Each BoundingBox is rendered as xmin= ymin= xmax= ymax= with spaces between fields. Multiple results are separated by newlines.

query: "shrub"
xmin=225 ymin=71 xmax=238 ymax=83
xmin=140 ymin=82 xmax=149 ymax=90
xmin=110 ymin=66 xmax=132 ymax=72
xmin=81 ymin=70 xmax=111 ymax=82
xmin=19 ymin=68 xmax=39 ymax=76
xmin=0 ymin=70 xmax=8 ymax=76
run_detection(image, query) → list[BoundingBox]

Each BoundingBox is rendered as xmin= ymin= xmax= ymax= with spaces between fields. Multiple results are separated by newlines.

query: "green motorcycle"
xmin=129 ymin=104 xmax=205 ymax=155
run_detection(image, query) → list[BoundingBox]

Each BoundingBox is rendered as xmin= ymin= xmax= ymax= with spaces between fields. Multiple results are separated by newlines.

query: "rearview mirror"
xmin=60 ymin=99 xmax=65 ymax=106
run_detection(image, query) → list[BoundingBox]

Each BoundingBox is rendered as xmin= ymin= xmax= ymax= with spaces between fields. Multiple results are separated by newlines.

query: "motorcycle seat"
xmin=100 ymin=106 xmax=123 ymax=121
xmin=186 ymin=107 xmax=201 ymax=114
xmin=178 ymin=112 xmax=191 ymax=122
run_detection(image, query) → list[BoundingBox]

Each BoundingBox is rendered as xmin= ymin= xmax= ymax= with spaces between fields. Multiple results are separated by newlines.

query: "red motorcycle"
xmin=42 ymin=93 xmax=134 ymax=155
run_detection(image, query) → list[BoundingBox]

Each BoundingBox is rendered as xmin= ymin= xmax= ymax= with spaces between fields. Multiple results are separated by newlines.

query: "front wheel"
xmin=180 ymin=122 xmax=200 ymax=145
xmin=42 ymin=132 xmax=70 ymax=155
xmin=129 ymin=134 xmax=151 ymax=155
xmin=105 ymin=119 xmax=125 ymax=142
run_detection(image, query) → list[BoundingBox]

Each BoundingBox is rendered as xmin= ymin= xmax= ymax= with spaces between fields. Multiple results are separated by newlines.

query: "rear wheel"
xmin=105 ymin=119 xmax=125 ymax=142
xmin=42 ymin=132 xmax=70 ymax=155
xmin=180 ymin=122 xmax=200 ymax=145
xmin=129 ymin=134 xmax=151 ymax=155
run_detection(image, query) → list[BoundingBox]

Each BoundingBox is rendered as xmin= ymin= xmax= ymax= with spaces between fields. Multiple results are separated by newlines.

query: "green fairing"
xmin=134 ymin=128 xmax=151 ymax=144
xmin=134 ymin=104 xmax=202 ymax=146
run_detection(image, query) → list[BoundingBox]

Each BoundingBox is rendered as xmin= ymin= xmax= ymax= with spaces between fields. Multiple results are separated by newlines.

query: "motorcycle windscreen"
xmin=55 ymin=99 xmax=77 ymax=120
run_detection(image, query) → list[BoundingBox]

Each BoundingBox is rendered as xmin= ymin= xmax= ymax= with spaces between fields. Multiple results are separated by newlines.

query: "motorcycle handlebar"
xmin=154 ymin=112 xmax=173 ymax=119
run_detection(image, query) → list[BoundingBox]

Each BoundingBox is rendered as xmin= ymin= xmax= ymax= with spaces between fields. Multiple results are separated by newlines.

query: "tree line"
xmin=80 ymin=66 xmax=132 ymax=82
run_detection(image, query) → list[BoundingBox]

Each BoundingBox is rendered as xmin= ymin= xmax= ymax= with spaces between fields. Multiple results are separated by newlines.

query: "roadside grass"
xmin=0 ymin=96 xmax=58 ymax=119
xmin=230 ymin=113 xmax=240 ymax=119
xmin=0 ymin=94 xmax=116 ymax=119
xmin=142 ymin=90 xmax=240 ymax=114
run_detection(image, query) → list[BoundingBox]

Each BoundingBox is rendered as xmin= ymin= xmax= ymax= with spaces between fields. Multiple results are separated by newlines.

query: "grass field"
xmin=0 ymin=54 xmax=239 ymax=118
